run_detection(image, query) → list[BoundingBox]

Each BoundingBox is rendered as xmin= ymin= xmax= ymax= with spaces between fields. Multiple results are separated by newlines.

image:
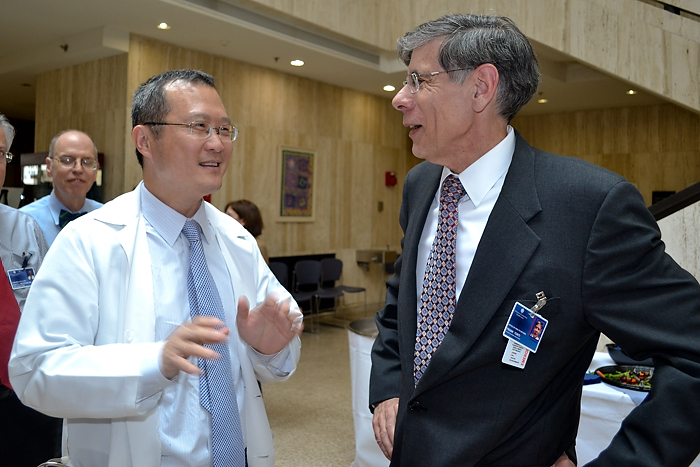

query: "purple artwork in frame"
xmin=280 ymin=148 xmax=314 ymax=219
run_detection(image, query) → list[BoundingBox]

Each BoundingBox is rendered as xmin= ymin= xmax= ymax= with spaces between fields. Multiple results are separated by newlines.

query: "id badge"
xmin=7 ymin=267 xmax=36 ymax=290
xmin=502 ymin=302 xmax=548 ymax=353
xmin=502 ymin=296 xmax=548 ymax=369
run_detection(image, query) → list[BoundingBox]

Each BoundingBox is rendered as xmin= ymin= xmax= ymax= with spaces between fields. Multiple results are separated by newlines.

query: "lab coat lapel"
xmin=415 ymin=134 xmax=542 ymax=392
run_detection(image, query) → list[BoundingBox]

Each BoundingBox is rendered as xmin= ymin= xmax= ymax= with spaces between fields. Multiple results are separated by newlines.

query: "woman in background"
xmin=225 ymin=199 xmax=269 ymax=264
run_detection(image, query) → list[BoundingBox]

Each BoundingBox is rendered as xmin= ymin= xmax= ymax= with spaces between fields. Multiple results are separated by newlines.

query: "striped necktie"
xmin=182 ymin=219 xmax=246 ymax=467
xmin=59 ymin=209 xmax=86 ymax=228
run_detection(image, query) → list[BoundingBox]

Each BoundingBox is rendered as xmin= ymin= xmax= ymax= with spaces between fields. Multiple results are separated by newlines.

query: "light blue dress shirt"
xmin=139 ymin=185 xmax=290 ymax=466
xmin=20 ymin=189 xmax=102 ymax=245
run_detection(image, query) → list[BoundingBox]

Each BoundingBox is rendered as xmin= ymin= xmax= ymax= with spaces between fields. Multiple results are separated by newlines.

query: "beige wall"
xmin=511 ymin=104 xmax=700 ymax=205
xmin=246 ymin=0 xmax=700 ymax=114
xmin=34 ymin=54 xmax=129 ymax=203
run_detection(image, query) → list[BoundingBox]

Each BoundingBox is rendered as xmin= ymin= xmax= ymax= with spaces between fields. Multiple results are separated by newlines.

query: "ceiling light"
xmin=383 ymin=85 xmax=396 ymax=92
xmin=290 ymin=60 xmax=304 ymax=67
xmin=538 ymin=98 xmax=548 ymax=104
xmin=627 ymin=89 xmax=637 ymax=95
xmin=158 ymin=22 xmax=171 ymax=30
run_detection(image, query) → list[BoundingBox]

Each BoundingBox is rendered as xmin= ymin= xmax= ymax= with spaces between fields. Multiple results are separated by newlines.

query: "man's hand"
xmin=160 ymin=316 xmax=230 ymax=379
xmin=551 ymin=452 xmax=575 ymax=467
xmin=236 ymin=293 xmax=303 ymax=355
xmin=372 ymin=397 xmax=399 ymax=461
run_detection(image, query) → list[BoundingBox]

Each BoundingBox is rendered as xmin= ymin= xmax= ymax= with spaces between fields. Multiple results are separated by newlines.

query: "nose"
xmin=71 ymin=160 xmax=84 ymax=173
xmin=392 ymin=85 xmax=414 ymax=112
xmin=204 ymin=131 xmax=226 ymax=152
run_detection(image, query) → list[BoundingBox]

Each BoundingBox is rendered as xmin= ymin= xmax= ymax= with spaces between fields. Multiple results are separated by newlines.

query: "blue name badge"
xmin=502 ymin=302 xmax=548 ymax=353
xmin=7 ymin=267 xmax=36 ymax=290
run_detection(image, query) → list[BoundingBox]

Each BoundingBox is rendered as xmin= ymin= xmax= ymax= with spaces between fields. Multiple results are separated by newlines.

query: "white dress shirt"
xmin=416 ymin=125 xmax=515 ymax=310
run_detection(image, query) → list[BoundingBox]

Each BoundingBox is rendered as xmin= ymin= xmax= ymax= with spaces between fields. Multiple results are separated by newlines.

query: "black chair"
xmin=268 ymin=262 xmax=289 ymax=289
xmin=291 ymin=260 xmax=343 ymax=332
xmin=320 ymin=258 xmax=366 ymax=306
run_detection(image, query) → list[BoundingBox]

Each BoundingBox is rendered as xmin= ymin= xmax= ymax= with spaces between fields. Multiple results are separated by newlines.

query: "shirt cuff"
xmin=247 ymin=345 xmax=293 ymax=378
xmin=136 ymin=342 xmax=177 ymax=409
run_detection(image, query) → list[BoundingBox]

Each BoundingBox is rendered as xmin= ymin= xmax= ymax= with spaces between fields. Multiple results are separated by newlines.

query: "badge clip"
xmin=531 ymin=291 xmax=547 ymax=313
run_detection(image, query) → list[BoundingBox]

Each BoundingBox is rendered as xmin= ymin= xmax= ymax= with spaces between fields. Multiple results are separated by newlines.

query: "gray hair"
xmin=397 ymin=14 xmax=540 ymax=122
xmin=0 ymin=113 xmax=15 ymax=149
xmin=48 ymin=130 xmax=98 ymax=160
xmin=131 ymin=69 xmax=216 ymax=166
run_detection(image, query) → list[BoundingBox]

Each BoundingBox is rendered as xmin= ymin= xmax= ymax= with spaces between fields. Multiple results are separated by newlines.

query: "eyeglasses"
xmin=52 ymin=156 xmax=99 ymax=170
xmin=144 ymin=121 xmax=239 ymax=142
xmin=403 ymin=68 xmax=470 ymax=93
xmin=0 ymin=150 xmax=12 ymax=164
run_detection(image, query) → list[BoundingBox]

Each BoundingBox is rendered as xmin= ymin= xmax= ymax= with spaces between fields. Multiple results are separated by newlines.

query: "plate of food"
xmin=595 ymin=365 xmax=653 ymax=392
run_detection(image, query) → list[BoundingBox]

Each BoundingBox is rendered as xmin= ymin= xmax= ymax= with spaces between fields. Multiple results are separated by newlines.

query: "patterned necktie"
xmin=182 ymin=220 xmax=246 ymax=467
xmin=59 ymin=209 xmax=86 ymax=228
xmin=0 ymin=257 xmax=22 ymax=389
xmin=414 ymin=175 xmax=467 ymax=385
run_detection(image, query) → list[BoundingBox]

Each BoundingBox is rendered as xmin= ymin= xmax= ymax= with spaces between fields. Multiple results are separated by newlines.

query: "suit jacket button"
xmin=409 ymin=401 xmax=421 ymax=411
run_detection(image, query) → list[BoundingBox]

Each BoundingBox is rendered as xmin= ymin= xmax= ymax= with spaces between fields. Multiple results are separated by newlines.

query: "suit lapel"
xmin=415 ymin=133 xmax=542 ymax=392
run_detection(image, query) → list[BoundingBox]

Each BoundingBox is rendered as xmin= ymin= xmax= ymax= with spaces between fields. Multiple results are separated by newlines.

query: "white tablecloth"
xmin=579 ymin=352 xmax=700 ymax=465
xmin=348 ymin=328 xmax=390 ymax=467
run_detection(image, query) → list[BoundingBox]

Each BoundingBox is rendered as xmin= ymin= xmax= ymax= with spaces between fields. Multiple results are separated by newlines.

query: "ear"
xmin=45 ymin=156 xmax=53 ymax=178
xmin=471 ymin=64 xmax=499 ymax=114
xmin=132 ymin=125 xmax=154 ymax=162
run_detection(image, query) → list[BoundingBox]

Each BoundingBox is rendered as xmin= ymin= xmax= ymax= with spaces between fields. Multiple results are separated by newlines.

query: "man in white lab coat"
xmin=10 ymin=69 xmax=303 ymax=467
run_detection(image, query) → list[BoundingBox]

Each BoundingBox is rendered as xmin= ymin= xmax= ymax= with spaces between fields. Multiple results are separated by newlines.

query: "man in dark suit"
xmin=370 ymin=14 xmax=700 ymax=467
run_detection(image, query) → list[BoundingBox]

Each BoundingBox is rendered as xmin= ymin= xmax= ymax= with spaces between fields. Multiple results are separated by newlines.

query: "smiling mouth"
xmin=200 ymin=162 xmax=221 ymax=167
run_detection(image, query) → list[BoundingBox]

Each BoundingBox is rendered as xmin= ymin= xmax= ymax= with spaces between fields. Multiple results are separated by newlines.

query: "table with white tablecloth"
xmin=579 ymin=352 xmax=700 ymax=466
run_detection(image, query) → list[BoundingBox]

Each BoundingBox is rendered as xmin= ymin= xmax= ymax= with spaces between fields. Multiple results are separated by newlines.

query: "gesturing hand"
xmin=236 ymin=292 xmax=303 ymax=355
xmin=160 ymin=316 xmax=230 ymax=379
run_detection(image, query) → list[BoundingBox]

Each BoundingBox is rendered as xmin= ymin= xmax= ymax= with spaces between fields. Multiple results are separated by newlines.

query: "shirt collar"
xmin=140 ymin=185 xmax=212 ymax=247
xmin=440 ymin=125 xmax=515 ymax=207
xmin=48 ymin=189 xmax=90 ymax=224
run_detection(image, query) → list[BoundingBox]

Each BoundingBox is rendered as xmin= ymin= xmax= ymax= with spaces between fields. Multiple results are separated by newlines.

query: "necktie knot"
xmin=59 ymin=209 xmax=86 ymax=228
xmin=440 ymin=175 xmax=467 ymax=206
xmin=182 ymin=219 xmax=201 ymax=245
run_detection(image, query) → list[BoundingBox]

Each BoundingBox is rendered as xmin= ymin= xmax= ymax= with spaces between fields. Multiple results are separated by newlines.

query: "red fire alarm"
xmin=385 ymin=171 xmax=397 ymax=187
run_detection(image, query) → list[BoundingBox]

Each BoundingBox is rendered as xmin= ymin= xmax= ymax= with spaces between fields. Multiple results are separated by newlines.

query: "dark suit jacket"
xmin=370 ymin=132 xmax=700 ymax=467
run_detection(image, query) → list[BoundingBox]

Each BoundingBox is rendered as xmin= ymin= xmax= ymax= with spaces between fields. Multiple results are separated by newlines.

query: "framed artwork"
xmin=277 ymin=146 xmax=315 ymax=222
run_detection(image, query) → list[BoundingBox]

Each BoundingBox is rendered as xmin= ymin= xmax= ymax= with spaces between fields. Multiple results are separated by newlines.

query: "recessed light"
xmin=627 ymin=89 xmax=637 ymax=95
xmin=157 ymin=22 xmax=171 ymax=30
xmin=290 ymin=60 xmax=304 ymax=67
xmin=538 ymin=98 xmax=548 ymax=104
xmin=383 ymin=85 xmax=396 ymax=92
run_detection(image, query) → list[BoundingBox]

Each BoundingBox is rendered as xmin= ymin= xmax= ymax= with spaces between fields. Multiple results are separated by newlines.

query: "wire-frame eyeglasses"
xmin=144 ymin=121 xmax=239 ymax=142
xmin=403 ymin=68 xmax=471 ymax=93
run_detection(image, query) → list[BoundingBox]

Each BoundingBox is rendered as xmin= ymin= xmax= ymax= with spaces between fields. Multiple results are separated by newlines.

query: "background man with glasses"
xmin=370 ymin=14 xmax=700 ymax=467
xmin=0 ymin=113 xmax=62 ymax=465
xmin=20 ymin=129 xmax=103 ymax=245
xmin=10 ymin=69 xmax=302 ymax=467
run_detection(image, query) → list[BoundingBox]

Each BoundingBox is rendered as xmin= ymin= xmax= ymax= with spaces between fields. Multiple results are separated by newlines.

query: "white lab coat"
xmin=9 ymin=183 xmax=300 ymax=467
